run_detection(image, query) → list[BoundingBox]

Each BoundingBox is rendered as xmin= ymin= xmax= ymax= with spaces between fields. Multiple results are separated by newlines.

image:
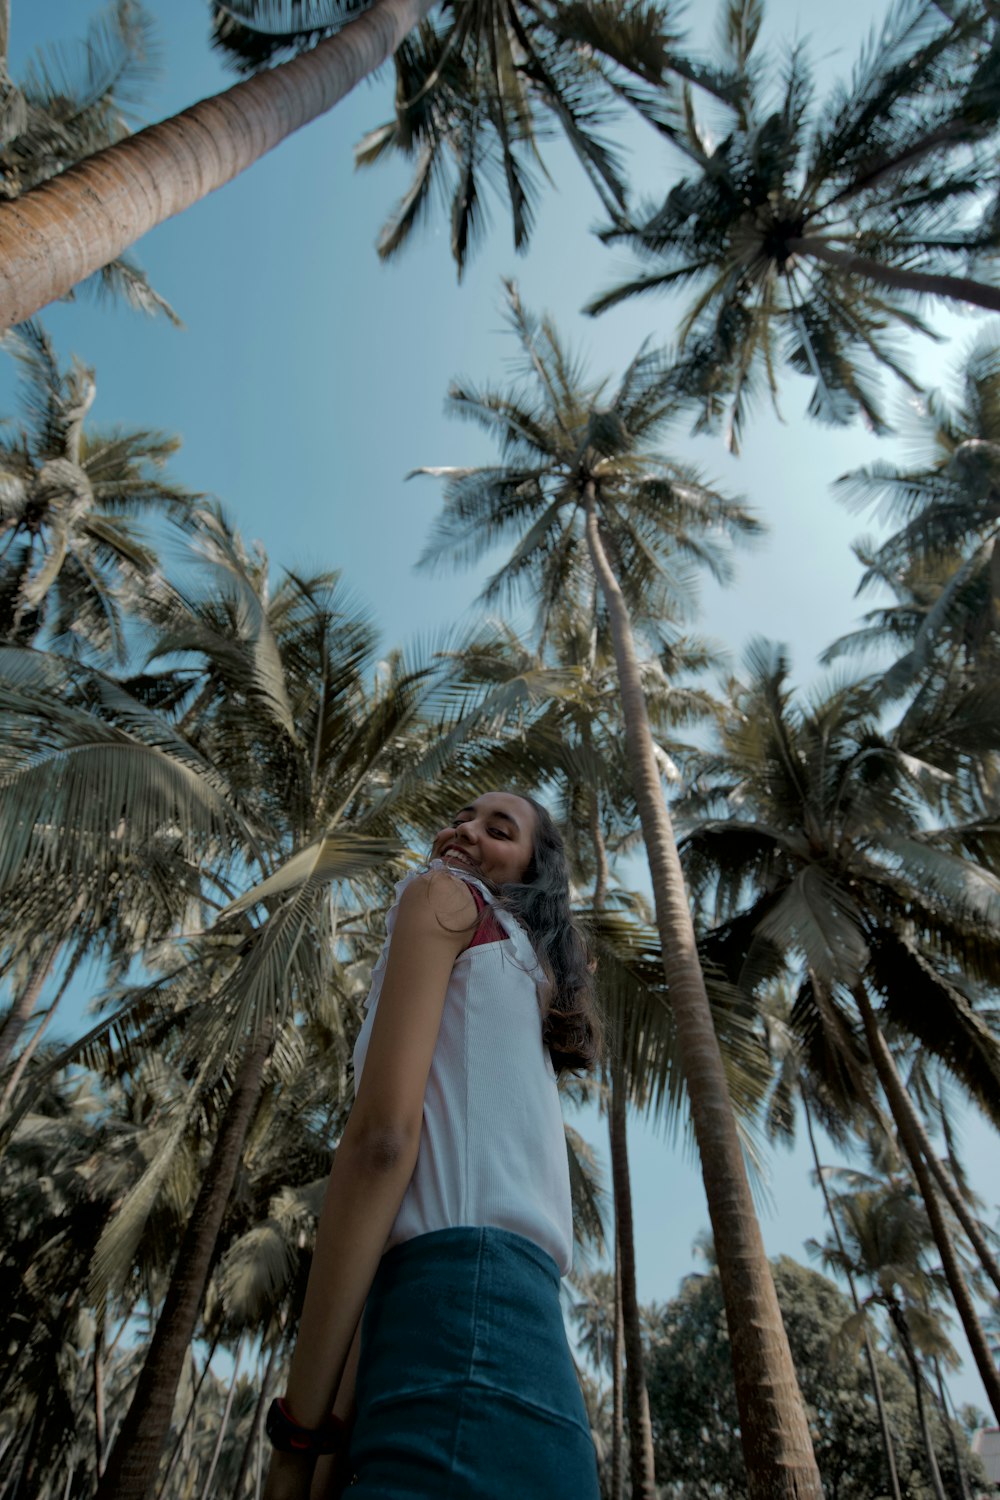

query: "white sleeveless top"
xmin=352 ymin=860 xmax=574 ymax=1275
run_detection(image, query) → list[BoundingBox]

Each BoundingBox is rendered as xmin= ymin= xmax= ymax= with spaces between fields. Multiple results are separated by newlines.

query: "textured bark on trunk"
xmin=0 ymin=0 xmax=436 ymax=331
xmin=787 ymin=237 xmax=1000 ymax=314
xmin=97 ymin=1031 xmax=271 ymax=1500
xmin=582 ymin=485 xmax=822 ymax=1500
xmin=888 ymin=1304 xmax=948 ymax=1500
xmin=802 ymin=1093 xmax=902 ymax=1500
xmin=610 ymin=1062 xmax=657 ymax=1500
xmin=855 ymin=986 xmax=1000 ymax=1423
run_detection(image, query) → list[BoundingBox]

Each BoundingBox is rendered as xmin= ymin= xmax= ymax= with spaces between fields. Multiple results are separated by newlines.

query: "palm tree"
xmin=813 ymin=1168 xmax=960 ymax=1500
xmin=586 ymin=0 xmax=1000 ymax=451
xmin=0 ymin=0 xmax=696 ymax=330
xmin=413 ymin=281 xmax=824 ymax=1499
xmin=0 ymin=322 xmax=193 ymax=661
xmin=214 ymin=1 xmax=720 ymax=278
xmin=0 ymin=0 xmax=178 ymax=321
xmin=831 ymin=327 xmax=1000 ymax=691
xmin=680 ymin=642 xmax=1000 ymax=1420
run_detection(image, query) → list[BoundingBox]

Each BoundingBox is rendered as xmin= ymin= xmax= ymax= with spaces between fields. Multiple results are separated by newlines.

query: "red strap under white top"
xmin=466 ymin=881 xmax=506 ymax=947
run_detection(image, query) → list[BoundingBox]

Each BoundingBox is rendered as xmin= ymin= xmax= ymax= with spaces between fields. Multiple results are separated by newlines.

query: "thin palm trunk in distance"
xmin=590 ymin=783 xmax=656 ymax=1497
xmin=0 ymin=0 xmax=435 ymax=331
xmin=97 ymin=1030 xmax=271 ymax=1500
xmin=802 ymin=1092 xmax=902 ymax=1500
xmin=582 ymin=485 xmax=822 ymax=1499
xmin=854 ymin=985 xmax=1000 ymax=1423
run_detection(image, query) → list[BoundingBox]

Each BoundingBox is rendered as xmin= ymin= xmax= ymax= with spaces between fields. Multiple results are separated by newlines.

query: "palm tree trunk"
xmin=609 ymin=1061 xmax=656 ymax=1500
xmin=589 ymin=783 xmax=655 ymax=1495
xmin=787 ymin=237 xmax=1000 ymax=314
xmin=887 ymin=1303 xmax=948 ymax=1500
xmin=0 ymin=0 xmax=9 ymax=75
xmin=0 ymin=944 xmax=61 ymax=1073
xmin=0 ymin=0 xmax=436 ymax=332
xmin=155 ymin=1334 xmax=221 ymax=1500
xmin=95 ymin=1313 xmax=108 ymax=1480
xmin=582 ymin=483 xmax=822 ymax=1500
xmin=854 ymin=985 xmax=1000 ymax=1423
xmin=923 ymin=1143 xmax=1000 ymax=1300
xmin=97 ymin=1029 xmax=271 ymax=1500
xmin=232 ymin=1339 xmax=282 ymax=1500
xmin=591 ymin=797 xmax=626 ymax=1500
xmin=611 ymin=1223 xmax=625 ymax=1500
xmin=199 ymin=1335 xmax=244 ymax=1500
xmin=0 ymin=966 xmax=76 ymax=1113
xmin=933 ymin=1355 xmax=972 ymax=1500
xmin=802 ymin=1092 xmax=902 ymax=1500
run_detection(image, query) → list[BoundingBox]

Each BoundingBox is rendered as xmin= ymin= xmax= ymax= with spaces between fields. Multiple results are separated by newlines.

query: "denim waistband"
xmin=379 ymin=1225 xmax=561 ymax=1288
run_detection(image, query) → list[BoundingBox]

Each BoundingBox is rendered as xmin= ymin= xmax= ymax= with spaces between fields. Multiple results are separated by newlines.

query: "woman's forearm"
xmin=283 ymin=1129 xmax=418 ymax=1429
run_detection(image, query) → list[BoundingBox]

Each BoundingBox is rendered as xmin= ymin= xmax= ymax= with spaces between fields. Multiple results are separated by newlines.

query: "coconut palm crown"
xmin=211 ymin=0 xmax=721 ymax=275
xmin=587 ymin=0 xmax=1000 ymax=452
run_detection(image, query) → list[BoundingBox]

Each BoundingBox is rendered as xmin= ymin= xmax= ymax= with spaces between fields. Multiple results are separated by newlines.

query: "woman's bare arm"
xmin=263 ymin=871 xmax=475 ymax=1500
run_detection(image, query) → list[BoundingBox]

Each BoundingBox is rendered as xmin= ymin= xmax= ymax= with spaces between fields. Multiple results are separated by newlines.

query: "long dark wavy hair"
xmin=474 ymin=791 xmax=604 ymax=1075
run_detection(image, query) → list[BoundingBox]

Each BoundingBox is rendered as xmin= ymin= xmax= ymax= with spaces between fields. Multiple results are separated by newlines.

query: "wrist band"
xmin=265 ymin=1397 xmax=348 ymax=1455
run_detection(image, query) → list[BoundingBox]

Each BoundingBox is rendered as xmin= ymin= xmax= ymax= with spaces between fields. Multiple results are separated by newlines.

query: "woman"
xmin=263 ymin=790 xmax=603 ymax=1500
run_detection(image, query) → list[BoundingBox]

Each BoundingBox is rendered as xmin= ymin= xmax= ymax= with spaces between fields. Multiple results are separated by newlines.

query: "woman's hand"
xmin=261 ymin=1448 xmax=316 ymax=1500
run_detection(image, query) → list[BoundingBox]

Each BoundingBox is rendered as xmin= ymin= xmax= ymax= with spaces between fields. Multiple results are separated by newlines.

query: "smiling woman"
xmin=262 ymin=789 xmax=604 ymax=1500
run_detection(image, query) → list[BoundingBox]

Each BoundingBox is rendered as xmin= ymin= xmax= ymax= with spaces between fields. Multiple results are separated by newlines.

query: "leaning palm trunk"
xmin=609 ymin=1062 xmax=656 ymax=1499
xmin=0 ymin=0 xmax=435 ymax=332
xmin=785 ymin=238 xmax=1000 ymax=315
xmin=887 ymin=1303 xmax=949 ymax=1500
xmin=611 ymin=1226 xmax=626 ymax=1500
xmin=97 ymin=1030 xmax=271 ymax=1500
xmin=802 ymin=1092 xmax=902 ymax=1500
xmin=590 ymin=794 xmax=655 ymax=1496
xmin=232 ymin=1339 xmax=283 ymax=1500
xmin=199 ymin=1335 xmax=244 ymax=1500
xmin=0 ymin=941 xmax=61 ymax=1073
xmin=854 ymin=985 xmax=1000 ymax=1423
xmin=582 ymin=484 xmax=822 ymax=1499
xmin=918 ymin=1126 xmax=1000 ymax=1298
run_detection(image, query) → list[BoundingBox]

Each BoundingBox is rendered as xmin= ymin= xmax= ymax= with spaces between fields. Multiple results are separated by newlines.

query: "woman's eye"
xmin=488 ymin=827 xmax=509 ymax=839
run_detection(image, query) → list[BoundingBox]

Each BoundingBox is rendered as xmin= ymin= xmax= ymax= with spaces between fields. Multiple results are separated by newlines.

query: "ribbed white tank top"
xmin=352 ymin=860 xmax=574 ymax=1275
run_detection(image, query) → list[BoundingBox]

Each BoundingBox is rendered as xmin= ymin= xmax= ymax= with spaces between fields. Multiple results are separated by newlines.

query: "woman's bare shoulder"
xmin=394 ymin=868 xmax=479 ymax=939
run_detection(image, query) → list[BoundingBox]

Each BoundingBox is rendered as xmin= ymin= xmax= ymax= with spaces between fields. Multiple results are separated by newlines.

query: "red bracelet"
xmin=265 ymin=1397 xmax=348 ymax=1455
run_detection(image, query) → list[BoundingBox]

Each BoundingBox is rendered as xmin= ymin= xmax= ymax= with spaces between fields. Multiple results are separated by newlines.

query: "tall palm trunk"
xmin=854 ymin=985 xmax=1000 ymax=1422
xmin=199 ymin=1335 xmax=244 ymax=1500
xmin=921 ymin=1131 xmax=1000 ymax=1298
xmin=611 ymin=1224 xmax=625 ymax=1500
xmin=802 ymin=1092 xmax=902 ymax=1500
xmin=932 ymin=1355 xmax=972 ymax=1500
xmin=232 ymin=1339 xmax=282 ymax=1500
xmin=609 ymin=1062 xmax=657 ymax=1499
xmin=97 ymin=1029 xmax=271 ymax=1500
xmin=589 ymin=787 xmax=655 ymax=1497
xmin=582 ymin=484 xmax=822 ymax=1500
xmin=0 ymin=0 xmax=436 ymax=332
xmin=786 ymin=237 xmax=1000 ymax=314
xmin=887 ymin=1302 xmax=948 ymax=1500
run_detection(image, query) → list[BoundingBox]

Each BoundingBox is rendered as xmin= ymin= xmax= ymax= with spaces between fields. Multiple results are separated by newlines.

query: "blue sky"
xmin=8 ymin=0 xmax=998 ymax=1418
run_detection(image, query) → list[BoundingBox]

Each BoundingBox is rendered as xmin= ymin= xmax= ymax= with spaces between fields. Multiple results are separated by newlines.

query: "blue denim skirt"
xmin=346 ymin=1226 xmax=599 ymax=1499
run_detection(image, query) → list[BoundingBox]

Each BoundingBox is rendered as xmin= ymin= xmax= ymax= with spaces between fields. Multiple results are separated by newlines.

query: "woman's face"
xmin=431 ymin=792 xmax=537 ymax=886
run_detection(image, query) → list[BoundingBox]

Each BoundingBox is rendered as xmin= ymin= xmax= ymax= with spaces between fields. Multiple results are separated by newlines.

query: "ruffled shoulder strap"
xmin=362 ymin=860 xmax=541 ymax=1009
